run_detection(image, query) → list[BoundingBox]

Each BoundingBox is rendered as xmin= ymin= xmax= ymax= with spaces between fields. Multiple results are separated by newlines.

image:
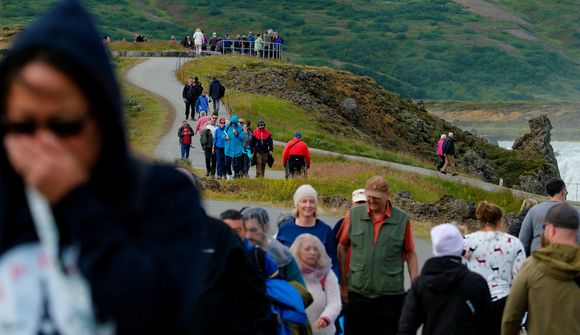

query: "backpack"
xmin=266 ymin=279 xmax=309 ymax=335
xmin=219 ymin=84 xmax=225 ymax=98
xmin=200 ymin=128 xmax=213 ymax=149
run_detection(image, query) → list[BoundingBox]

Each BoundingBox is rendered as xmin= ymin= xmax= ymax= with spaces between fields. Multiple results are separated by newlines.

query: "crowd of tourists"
xmin=1 ymin=1 xmax=578 ymax=334
xmin=179 ymin=28 xmax=285 ymax=58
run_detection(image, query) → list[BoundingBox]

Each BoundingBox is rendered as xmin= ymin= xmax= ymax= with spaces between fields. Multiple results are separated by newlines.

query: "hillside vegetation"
xmin=1 ymin=0 xmax=578 ymax=101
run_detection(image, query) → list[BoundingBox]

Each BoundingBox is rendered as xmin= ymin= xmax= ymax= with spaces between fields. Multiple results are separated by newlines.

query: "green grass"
xmin=115 ymin=57 xmax=166 ymax=155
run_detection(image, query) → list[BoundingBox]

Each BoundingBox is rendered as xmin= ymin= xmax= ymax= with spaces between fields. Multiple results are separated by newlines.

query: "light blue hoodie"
xmin=222 ymin=115 xmax=246 ymax=157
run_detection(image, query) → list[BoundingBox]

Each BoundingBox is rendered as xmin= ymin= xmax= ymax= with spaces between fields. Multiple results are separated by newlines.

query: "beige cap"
xmin=351 ymin=189 xmax=367 ymax=203
xmin=363 ymin=176 xmax=389 ymax=199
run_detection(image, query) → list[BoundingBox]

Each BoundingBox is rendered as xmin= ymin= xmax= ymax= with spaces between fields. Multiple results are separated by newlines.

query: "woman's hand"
xmin=314 ymin=318 xmax=329 ymax=329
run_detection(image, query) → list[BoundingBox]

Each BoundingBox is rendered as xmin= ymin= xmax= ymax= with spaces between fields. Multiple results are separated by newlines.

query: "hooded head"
xmin=230 ymin=115 xmax=239 ymax=124
xmin=0 ymin=0 xmax=129 ymax=197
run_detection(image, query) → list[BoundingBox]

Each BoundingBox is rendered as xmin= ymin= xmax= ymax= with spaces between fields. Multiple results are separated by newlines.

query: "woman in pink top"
xmin=436 ymin=133 xmax=446 ymax=171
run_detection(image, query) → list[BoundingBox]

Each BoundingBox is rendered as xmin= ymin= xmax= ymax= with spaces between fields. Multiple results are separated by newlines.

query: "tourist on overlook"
xmin=502 ymin=203 xmax=580 ymax=335
xmin=168 ymin=35 xmax=177 ymax=45
xmin=277 ymin=185 xmax=339 ymax=277
xmin=192 ymin=27 xmax=204 ymax=56
xmin=240 ymin=119 xmax=253 ymax=178
xmin=209 ymin=77 xmax=225 ymax=113
xmin=463 ymin=201 xmax=526 ymax=335
xmin=242 ymin=207 xmax=305 ymax=285
xmin=181 ymin=35 xmax=193 ymax=48
xmin=251 ymin=119 xmax=273 ymax=178
xmin=209 ymin=32 xmax=218 ymax=51
xmin=213 ymin=117 xmax=227 ymax=179
xmin=177 ymin=120 xmax=193 ymax=159
xmin=290 ymin=234 xmax=341 ymax=335
xmin=398 ymin=224 xmax=493 ymax=335
xmin=282 ymin=131 xmax=311 ymax=179
xmin=440 ymin=131 xmax=458 ymax=176
xmin=0 ymin=0 xmax=206 ymax=332
xmin=223 ymin=115 xmax=246 ymax=180
xmin=507 ymin=198 xmax=537 ymax=237
xmin=182 ymin=76 xmax=196 ymax=120
xmin=201 ymin=30 xmax=208 ymax=51
xmin=337 ymin=175 xmax=419 ymax=335
xmin=254 ymin=33 xmax=264 ymax=58
xmin=519 ymin=177 xmax=580 ymax=255
xmin=247 ymin=31 xmax=256 ymax=55
xmin=436 ymin=133 xmax=446 ymax=171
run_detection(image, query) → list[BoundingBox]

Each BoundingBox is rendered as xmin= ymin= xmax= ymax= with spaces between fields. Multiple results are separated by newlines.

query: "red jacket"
xmin=282 ymin=137 xmax=310 ymax=166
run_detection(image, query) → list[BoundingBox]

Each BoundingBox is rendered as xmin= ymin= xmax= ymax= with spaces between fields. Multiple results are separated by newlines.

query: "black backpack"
xmin=218 ymin=84 xmax=225 ymax=98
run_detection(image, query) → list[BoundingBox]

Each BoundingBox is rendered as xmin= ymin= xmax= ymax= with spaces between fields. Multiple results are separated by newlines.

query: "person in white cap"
xmin=277 ymin=184 xmax=339 ymax=277
xmin=398 ymin=224 xmax=493 ymax=334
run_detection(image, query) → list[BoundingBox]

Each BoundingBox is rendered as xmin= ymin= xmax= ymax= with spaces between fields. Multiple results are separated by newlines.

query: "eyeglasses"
xmin=219 ymin=122 xmax=226 ymax=124
xmin=3 ymin=116 xmax=91 ymax=137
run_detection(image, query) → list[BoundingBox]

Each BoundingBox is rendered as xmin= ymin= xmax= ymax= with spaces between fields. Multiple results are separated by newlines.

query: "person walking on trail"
xmin=440 ymin=132 xmax=458 ymax=176
xmin=240 ymin=119 xmax=253 ymax=178
xmin=290 ymin=234 xmax=342 ymax=335
xmin=194 ymin=111 xmax=209 ymax=134
xmin=199 ymin=117 xmax=215 ymax=177
xmin=251 ymin=120 xmax=273 ymax=178
xmin=182 ymin=76 xmax=196 ymax=120
xmin=398 ymin=224 xmax=493 ymax=335
xmin=502 ymin=203 xmax=580 ymax=335
xmin=222 ymin=115 xmax=246 ymax=180
xmin=277 ymin=184 xmax=340 ymax=278
xmin=193 ymin=28 xmax=204 ymax=56
xmin=209 ymin=77 xmax=225 ymax=113
xmin=436 ymin=133 xmax=446 ymax=171
xmin=0 ymin=0 xmax=206 ymax=332
xmin=177 ymin=120 xmax=193 ymax=159
xmin=195 ymin=90 xmax=209 ymax=118
xmin=337 ymin=175 xmax=419 ymax=335
xmin=213 ymin=117 xmax=227 ymax=179
xmin=282 ymin=131 xmax=311 ymax=179
xmin=519 ymin=177 xmax=580 ymax=256
xmin=463 ymin=201 xmax=526 ymax=335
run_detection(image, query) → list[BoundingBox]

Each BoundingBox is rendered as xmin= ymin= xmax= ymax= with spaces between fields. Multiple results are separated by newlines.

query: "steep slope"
xmin=0 ymin=0 xmax=578 ymax=101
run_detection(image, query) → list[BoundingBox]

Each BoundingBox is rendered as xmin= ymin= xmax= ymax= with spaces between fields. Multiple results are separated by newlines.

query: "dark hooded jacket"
xmin=0 ymin=0 xmax=205 ymax=333
xmin=398 ymin=256 xmax=493 ymax=335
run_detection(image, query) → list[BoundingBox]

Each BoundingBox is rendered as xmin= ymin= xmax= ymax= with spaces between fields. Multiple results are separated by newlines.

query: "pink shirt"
xmin=437 ymin=138 xmax=445 ymax=156
xmin=195 ymin=116 xmax=209 ymax=134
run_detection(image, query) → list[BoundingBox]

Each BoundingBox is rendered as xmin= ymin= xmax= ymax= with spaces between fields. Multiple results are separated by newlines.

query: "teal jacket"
xmin=222 ymin=122 xmax=246 ymax=157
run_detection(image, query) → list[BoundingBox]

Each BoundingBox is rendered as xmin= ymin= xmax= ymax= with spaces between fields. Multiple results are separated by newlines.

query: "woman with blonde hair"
xmin=291 ymin=234 xmax=341 ymax=335
xmin=507 ymin=198 xmax=538 ymax=237
xmin=192 ymin=27 xmax=204 ymax=56
xmin=464 ymin=201 xmax=526 ymax=335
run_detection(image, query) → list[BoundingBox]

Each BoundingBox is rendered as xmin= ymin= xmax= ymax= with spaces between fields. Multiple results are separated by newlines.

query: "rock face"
xmin=462 ymin=150 xmax=498 ymax=182
xmin=512 ymin=115 xmax=561 ymax=194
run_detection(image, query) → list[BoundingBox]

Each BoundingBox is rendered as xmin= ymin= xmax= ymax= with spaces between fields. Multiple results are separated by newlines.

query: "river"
xmin=498 ymin=141 xmax=580 ymax=201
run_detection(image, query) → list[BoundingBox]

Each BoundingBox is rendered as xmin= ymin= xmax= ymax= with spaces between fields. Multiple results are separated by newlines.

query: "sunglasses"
xmin=219 ymin=122 xmax=226 ymax=124
xmin=3 ymin=117 xmax=91 ymax=137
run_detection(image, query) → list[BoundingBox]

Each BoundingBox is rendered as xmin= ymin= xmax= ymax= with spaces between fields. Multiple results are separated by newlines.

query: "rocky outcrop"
xmin=462 ymin=150 xmax=498 ymax=182
xmin=512 ymin=115 xmax=560 ymax=194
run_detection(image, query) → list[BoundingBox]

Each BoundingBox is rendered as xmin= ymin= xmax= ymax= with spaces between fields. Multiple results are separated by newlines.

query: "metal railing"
xmin=211 ymin=40 xmax=283 ymax=59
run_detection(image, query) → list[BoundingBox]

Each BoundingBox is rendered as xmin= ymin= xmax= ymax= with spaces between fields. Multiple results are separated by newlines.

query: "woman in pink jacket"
xmin=436 ymin=133 xmax=446 ymax=171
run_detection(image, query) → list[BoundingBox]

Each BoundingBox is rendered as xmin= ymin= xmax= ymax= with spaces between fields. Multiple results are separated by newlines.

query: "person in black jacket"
xmin=398 ymin=224 xmax=493 ymax=335
xmin=440 ymin=132 xmax=458 ymax=176
xmin=507 ymin=198 xmax=537 ymax=237
xmin=209 ymin=77 xmax=225 ymax=113
xmin=0 ymin=1 xmax=205 ymax=333
xmin=182 ymin=76 xmax=196 ymax=120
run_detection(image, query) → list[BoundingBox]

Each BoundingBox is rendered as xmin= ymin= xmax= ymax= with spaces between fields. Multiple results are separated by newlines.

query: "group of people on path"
xmin=181 ymin=76 xmax=224 ymax=121
xmin=436 ymin=132 xmax=458 ymax=176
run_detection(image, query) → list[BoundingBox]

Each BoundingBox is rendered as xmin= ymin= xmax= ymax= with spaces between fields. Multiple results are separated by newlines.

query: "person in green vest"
xmin=337 ymin=175 xmax=419 ymax=335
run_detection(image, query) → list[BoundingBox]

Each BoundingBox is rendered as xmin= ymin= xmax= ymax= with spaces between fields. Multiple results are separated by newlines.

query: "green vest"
xmin=347 ymin=202 xmax=409 ymax=297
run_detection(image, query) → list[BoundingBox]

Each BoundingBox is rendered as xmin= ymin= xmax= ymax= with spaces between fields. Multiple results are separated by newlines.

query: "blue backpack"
xmin=266 ymin=279 xmax=308 ymax=335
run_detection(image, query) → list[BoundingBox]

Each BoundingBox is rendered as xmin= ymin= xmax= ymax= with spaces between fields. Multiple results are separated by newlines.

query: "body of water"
xmin=498 ymin=141 xmax=580 ymax=201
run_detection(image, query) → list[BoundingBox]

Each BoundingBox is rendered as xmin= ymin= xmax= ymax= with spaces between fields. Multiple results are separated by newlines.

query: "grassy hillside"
xmin=1 ymin=0 xmax=578 ymax=102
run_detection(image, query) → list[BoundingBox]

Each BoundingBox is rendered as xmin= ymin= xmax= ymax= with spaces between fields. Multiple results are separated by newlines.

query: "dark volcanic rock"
xmin=463 ymin=150 xmax=498 ymax=182
xmin=512 ymin=115 xmax=561 ymax=194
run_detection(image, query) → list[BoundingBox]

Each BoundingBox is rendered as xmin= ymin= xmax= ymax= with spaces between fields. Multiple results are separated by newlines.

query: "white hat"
xmin=293 ymin=184 xmax=317 ymax=207
xmin=430 ymin=224 xmax=464 ymax=257
xmin=351 ymin=189 xmax=367 ymax=203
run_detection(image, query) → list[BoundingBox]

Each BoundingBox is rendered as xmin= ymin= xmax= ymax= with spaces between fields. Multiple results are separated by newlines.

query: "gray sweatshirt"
xmin=518 ymin=201 xmax=580 ymax=256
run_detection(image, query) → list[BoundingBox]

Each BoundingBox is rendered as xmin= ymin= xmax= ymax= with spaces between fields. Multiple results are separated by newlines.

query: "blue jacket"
xmin=0 ymin=1 xmax=205 ymax=333
xmin=214 ymin=126 xmax=226 ymax=149
xmin=195 ymin=95 xmax=209 ymax=113
xmin=222 ymin=122 xmax=246 ymax=157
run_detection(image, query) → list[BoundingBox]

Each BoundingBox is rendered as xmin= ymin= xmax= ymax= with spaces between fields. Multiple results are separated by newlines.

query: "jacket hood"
xmin=230 ymin=115 xmax=239 ymax=123
xmin=421 ymin=256 xmax=470 ymax=292
xmin=0 ymin=0 xmax=130 ymax=198
xmin=532 ymin=243 xmax=580 ymax=281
